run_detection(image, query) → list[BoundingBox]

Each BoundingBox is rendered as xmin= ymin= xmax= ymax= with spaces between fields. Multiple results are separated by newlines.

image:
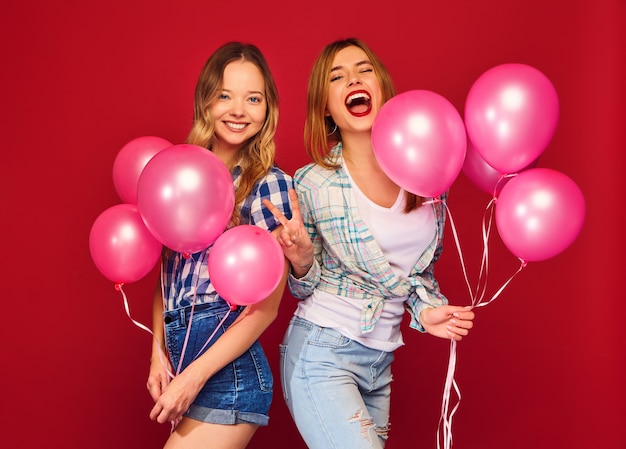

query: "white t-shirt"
xmin=295 ymin=161 xmax=436 ymax=351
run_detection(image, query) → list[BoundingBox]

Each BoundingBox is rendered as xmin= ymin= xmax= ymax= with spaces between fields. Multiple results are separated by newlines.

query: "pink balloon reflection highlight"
xmin=495 ymin=168 xmax=585 ymax=262
xmin=465 ymin=64 xmax=559 ymax=173
xmin=137 ymin=144 xmax=234 ymax=254
xmin=372 ymin=90 xmax=467 ymax=198
xmin=208 ymin=225 xmax=285 ymax=306
xmin=89 ymin=204 xmax=162 ymax=284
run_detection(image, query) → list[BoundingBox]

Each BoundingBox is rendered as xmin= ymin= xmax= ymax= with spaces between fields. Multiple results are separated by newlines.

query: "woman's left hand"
xmin=263 ymin=188 xmax=314 ymax=277
xmin=149 ymin=368 xmax=204 ymax=424
xmin=420 ymin=305 xmax=475 ymax=341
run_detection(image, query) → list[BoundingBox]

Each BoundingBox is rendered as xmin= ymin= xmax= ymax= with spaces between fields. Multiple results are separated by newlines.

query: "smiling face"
xmin=210 ymin=60 xmax=267 ymax=154
xmin=326 ymin=45 xmax=383 ymax=135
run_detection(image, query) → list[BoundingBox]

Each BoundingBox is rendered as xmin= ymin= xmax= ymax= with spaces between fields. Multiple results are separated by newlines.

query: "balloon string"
xmin=161 ymin=250 xmax=230 ymax=432
xmin=424 ymin=199 xmax=466 ymax=449
xmin=164 ymin=255 xmax=203 ymax=433
xmin=474 ymin=179 xmax=527 ymax=309
xmin=472 ymin=198 xmax=496 ymax=305
xmin=116 ymin=282 xmax=174 ymax=380
xmin=473 ymin=258 xmax=527 ymax=309
xmin=437 ymin=339 xmax=460 ymax=449
xmin=192 ymin=308 xmax=231 ymax=361
xmin=174 ymin=249 xmax=231 ymax=366
xmin=158 ymin=262 xmax=181 ymax=434
xmin=429 ymin=193 xmax=526 ymax=449
xmin=424 ymin=199 xmax=473 ymax=300
xmin=174 ymin=253 xmax=205 ymax=377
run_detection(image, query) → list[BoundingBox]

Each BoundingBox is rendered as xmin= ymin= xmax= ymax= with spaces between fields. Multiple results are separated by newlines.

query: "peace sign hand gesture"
xmin=263 ymin=188 xmax=314 ymax=278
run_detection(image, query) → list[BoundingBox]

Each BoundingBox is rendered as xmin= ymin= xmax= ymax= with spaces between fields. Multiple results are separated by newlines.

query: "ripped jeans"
xmin=280 ymin=316 xmax=394 ymax=449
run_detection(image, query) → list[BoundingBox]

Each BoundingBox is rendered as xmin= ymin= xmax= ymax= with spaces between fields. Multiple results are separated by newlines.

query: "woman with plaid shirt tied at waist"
xmin=264 ymin=38 xmax=475 ymax=449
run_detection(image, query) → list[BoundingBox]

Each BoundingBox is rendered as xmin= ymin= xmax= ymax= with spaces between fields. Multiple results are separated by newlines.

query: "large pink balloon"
xmin=89 ymin=204 xmax=162 ymax=284
xmin=372 ymin=90 xmax=467 ymax=198
xmin=465 ymin=63 xmax=559 ymax=174
xmin=462 ymin=140 xmax=538 ymax=197
xmin=208 ymin=225 xmax=285 ymax=306
xmin=495 ymin=168 xmax=585 ymax=262
xmin=112 ymin=136 xmax=173 ymax=204
xmin=137 ymin=144 xmax=235 ymax=255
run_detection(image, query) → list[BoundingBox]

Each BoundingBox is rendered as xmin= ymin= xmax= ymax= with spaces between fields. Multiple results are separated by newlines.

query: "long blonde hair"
xmin=304 ymin=38 xmax=420 ymax=212
xmin=187 ymin=42 xmax=279 ymax=225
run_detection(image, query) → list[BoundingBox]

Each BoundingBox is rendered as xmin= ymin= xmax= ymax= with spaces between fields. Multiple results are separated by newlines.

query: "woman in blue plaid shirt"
xmin=264 ymin=38 xmax=475 ymax=449
xmin=146 ymin=42 xmax=293 ymax=449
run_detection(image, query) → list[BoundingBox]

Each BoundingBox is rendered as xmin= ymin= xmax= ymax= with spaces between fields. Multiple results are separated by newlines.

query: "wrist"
xmin=292 ymin=261 xmax=313 ymax=278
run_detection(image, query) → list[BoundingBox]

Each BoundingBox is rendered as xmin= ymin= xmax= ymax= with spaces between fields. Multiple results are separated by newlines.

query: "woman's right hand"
xmin=263 ymin=188 xmax=314 ymax=277
xmin=146 ymin=353 xmax=173 ymax=403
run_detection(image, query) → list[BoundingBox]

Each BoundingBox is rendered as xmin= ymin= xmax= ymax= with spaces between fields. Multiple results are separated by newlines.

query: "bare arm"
xmin=149 ymin=242 xmax=290 ymax=424
xmin=146 ymin=279 xmax=173 ymax=403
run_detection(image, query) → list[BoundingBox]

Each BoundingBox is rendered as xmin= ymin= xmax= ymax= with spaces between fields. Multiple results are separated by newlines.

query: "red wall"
xmin=3 ymin=1 xmax=624 ymax=448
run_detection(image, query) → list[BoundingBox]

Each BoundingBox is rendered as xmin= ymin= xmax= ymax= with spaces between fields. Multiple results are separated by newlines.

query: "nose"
xmin=229 ymin=98 xmax=245 ymax=116
xmin=347 ymin=73 xmax=362 ymax=87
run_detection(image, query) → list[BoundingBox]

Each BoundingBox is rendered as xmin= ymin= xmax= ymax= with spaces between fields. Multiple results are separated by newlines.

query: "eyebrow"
xmin=221 ymin=88 xmax=265 ymax=96
xmin=330 ymin=60 xmax=372 ymax=72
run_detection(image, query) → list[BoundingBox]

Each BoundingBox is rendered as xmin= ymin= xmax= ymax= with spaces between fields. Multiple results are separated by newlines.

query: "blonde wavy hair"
xmin=187 ymin=42 xmax=279 ymax=225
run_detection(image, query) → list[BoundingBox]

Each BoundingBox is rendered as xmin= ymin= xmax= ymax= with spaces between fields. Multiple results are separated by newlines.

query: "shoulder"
xmin=254 ymin=165 xmax=294 ymax=195
xmin=266 ymin=164 xmax=294 ymax=185
xmin=294 ymin=162 xmax=341 ymax=192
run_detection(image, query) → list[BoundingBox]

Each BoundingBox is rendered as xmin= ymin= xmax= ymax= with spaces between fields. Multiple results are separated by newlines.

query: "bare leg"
xmin=163 ymin=417 xmax=258 ymax=449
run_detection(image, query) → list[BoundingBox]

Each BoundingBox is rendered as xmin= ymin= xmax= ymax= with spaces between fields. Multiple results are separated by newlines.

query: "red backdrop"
xmin=2 ymin=1 xmax=624 ymax=448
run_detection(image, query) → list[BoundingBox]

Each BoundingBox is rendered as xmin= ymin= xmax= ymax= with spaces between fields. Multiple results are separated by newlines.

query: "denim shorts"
xmin=164 ymin=301 xmax=272 ymax=426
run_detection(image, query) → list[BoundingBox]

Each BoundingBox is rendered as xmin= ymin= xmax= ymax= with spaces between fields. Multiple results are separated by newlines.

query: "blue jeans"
xmin=164 ymin=301 xmax=272 ymax=426
xmin=280 ymin=316 xmax=394 ymax=448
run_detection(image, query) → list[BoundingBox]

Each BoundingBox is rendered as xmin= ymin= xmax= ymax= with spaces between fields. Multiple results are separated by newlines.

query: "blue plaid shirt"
xmin=163 ymin=165 xmax=294 ymax=310
xmin=288 ymin=143 xmax=448 ymax=333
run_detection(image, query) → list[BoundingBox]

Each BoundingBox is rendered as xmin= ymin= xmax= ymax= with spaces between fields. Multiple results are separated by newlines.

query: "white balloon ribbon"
xmin=434 ymin=198 xmax=527 ymax=449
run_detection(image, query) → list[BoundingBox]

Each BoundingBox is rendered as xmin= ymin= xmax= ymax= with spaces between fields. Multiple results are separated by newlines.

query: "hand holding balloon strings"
xmin=366 ymin=67 xmax=583 ymax=449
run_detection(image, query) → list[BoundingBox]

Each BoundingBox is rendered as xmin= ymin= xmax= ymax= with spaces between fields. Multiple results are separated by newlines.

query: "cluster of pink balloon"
xmin=89 ymin=137 xmax=284 ymax=306
xmin=371 ymin=63 xmax=585 ymax=263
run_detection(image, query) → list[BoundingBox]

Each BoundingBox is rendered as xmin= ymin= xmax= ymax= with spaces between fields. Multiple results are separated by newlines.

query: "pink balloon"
xmin=372 ymin=90 xmax=467 ymax=198
xmin=112 ymin=136 xmax=173 ymax=204
xmin=89 ymin=204 xmax=162 ymax=284
xmin=208 ymin=225 xmax=285 ymax=306
xmin=462 ymin=140 xmax=538 ymax=197
xmin=137 ymin=144 xmax=235 ymax=255
xmin=495 ymin=168 xmax=585 ymax=262
xmin=465 ymin=63 xmax=559 ymax=173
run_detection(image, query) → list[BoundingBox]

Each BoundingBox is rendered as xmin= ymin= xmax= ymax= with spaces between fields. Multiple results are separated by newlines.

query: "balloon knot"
xmin=115 ymin=283 xmax=124 ymax=291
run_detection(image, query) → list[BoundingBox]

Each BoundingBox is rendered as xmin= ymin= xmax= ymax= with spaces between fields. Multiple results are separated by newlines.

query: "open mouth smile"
xmin=224 ymin=122 xmax=247 ymax=130
xmin=345 ymin=90 xmax=372 ymax=117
